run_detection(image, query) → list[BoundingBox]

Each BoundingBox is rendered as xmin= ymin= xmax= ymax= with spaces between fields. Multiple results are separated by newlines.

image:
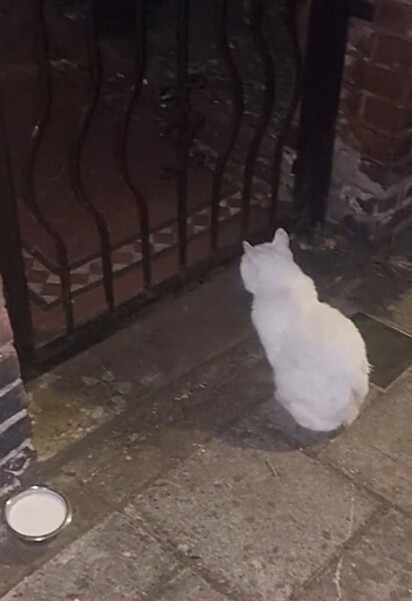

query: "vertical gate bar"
xmin=269 ymin=0 xmax=301 ymax=230
xmin=68 ymin=0 xmax=114 ymax=310
xmin=210 ymin=0 xmax=245 ymax=252
xmin=23 ymin=0 xmax=74 ymax=336
xmin=293 ymin=0 xmax=353 ymax=227
xmin=0 ymin=92 xmax=34 ymax=363
xmin=174 ymin=0 xmax=190 ymax=269
xmin=241 ymin=0 xmax=275 ymax=238
xmin=117 ymin=0 xmax=151 ymax=289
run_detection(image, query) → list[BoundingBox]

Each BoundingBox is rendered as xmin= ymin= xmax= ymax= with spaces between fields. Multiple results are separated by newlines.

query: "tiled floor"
xmin=23 ymin=198 xmax=270 ymax=344
xmin=23 ymin=193 xmax=267 ymax=310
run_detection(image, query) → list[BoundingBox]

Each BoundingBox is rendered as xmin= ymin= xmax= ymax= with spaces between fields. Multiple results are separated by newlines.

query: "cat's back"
xmin=301 ymin=300 xmax=368 ymax=374
xmin=313 ymin=301 xmax=363 ymax=344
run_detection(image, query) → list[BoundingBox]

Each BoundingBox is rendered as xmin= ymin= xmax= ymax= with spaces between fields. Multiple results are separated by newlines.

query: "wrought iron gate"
xmin=0 ymin=0 xmax=301 ymax=373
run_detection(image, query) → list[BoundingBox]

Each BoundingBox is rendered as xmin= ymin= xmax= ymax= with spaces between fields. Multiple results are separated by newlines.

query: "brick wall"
xmin=328 ymin=0 xmax=412 ymax=237
xmin=280 ymin=0 xmax=412 ymax=238
xmin=0 ymin=275 xmax=35 ymax=497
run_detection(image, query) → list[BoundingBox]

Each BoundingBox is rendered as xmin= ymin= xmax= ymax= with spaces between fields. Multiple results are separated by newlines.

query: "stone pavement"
xmin=1 ymin=230 xmax=412 ymax=600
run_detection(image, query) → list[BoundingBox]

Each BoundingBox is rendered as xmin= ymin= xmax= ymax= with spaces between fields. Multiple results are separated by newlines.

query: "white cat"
xmin=240 ymin=229 xmax=370 ymax=432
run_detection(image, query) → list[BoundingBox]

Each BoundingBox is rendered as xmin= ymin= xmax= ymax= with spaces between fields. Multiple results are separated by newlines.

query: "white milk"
xmin=7 ymin=490 xmax=67 ymax=537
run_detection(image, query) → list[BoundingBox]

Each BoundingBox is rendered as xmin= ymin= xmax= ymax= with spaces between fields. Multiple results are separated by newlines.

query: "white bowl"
xmin=3 ymin=485 xmax=72 ymax=542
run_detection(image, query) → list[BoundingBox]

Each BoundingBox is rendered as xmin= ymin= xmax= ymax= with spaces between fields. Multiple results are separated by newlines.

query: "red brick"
xmin=405 ymin=78 xmax=412 ymax=104
xmin=372 ymin=34 xmax=412 ymax=70
xmin=340 ymin=89 xmax=363 ymax=119
xmin=363 ymin=63 xmax=409 ymax=103
xmin=354 ymin=125 xmax=412 ymax=162
xmin=362 ymin=95 xmax=412 ymax=133
xmin=347 ymin=20 xmax=375 ymax=58
xmin=360 ymin=158 xmax=411 ymax=188
xmin=375 ymin=0 xmax=412 ymax=38
xmin=343 ymin=54 xmax=364 ymax=87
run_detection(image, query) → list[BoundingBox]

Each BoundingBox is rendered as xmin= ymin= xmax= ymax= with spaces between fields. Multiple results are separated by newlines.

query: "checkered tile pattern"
xmin=24 ymin=193 xmax=267 ymax=308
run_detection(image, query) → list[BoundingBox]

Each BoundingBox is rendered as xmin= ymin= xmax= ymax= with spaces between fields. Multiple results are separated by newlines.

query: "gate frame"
xmin=293 ymin=0 xmax=375 ymax=228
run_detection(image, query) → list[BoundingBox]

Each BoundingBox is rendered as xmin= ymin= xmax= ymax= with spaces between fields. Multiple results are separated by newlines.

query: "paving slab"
xmin=352 ymin=313 xmax=412 ymax=388
xmin=380 ymin=287 xmax=412 ymax=336
xmin=317 ymin=366 xmax=412 ymax=513
xmin=300 ymin=509 xmax=412 ymax=601
xmin=126 ymin=415 xmax=379 ymax=601
xmin=41 ymin=267 xmax=251 ymax=392
xmin=2 ymin=513 xmax=179 ymax=601
xmin=28 ymin=375 xmax=128 ymax=462
xmin=157 ymin=569 xmax=229 ymax=601
xmin=29 ymin=267 xmax=252 ymax=462
xmin=295 ymin=230 xmax=412 ymax=338
xmin=0 ymin=340 xmax=266 ymax=596
xmin=40 ymin=339 xmax=266 ymax=511
xmin=347 ymin=250 xmax=412 ymax=338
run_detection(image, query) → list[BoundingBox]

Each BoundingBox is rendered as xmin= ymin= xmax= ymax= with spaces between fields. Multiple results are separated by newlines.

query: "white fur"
xmin=240 ymin=229 xmax=370 ymax=432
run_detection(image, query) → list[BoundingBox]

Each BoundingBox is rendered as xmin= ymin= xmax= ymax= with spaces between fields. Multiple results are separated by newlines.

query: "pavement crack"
xmin=333 ymin=486 xmax=356 ymax=601
xmin=333 ymin=556 xmax=343 ymax=601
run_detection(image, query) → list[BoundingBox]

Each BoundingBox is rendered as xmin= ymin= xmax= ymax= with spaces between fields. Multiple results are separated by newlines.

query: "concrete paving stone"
xmin=126 ymin=415 xmax=379 ymax=601
xmin=295 ymin=231 xmax=412 ymax=338
xmin=352 ymin=313 xmax=412 ymax=388
xmin=29 ymin=267 xmax=252 ymax=462
xmin=0 ymin=477 xmax=109 ymax=597
xmin=345 ymin=263 xmax=412 ymax=334
xmin=295 ymin=246 xmax=363 ymax=313
xmin=299 ymin=509 xmax=412 ymax=601
xmin=29 ymin=375 xmax=128 ymax=462
xmin=157 ymin=569 xmax=229 ymax=601
xmin=43 ymin=339 xmax=266 ymax=511
xmin=1 ymin=512 xmax=179 ymax=601
xmin=380 ymin=288 xmax=412 ymax=336
xmin=317 ymin=367 xmax=412 ymax=513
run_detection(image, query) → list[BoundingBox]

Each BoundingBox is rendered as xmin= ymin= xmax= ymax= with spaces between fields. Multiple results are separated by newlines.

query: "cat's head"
xmin=240 ymin=228 xmax=297 ymax=295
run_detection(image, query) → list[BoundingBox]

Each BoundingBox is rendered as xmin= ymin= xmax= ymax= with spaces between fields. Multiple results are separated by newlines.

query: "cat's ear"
xmin=242 ymin=241 xmax=254 ymax=255
xmin=272 ymin=228 xmax=290 ymax=247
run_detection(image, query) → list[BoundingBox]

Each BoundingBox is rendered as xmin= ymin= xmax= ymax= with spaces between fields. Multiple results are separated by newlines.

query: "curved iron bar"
xmin=23 ymin=0 xmax=74 ymax=334
xmin=68 ymin=0 xmax=114 ymax=310
xmin=174 ymin=0 xmax=190 ymax=269
xmin=270 ymin=0 xmax=302 ymax=230
xmin=210 ymin=0 xmax=245 ymax=252
xmin=117 ymin=0 xmax=151 ymax=289
xmin=240 ymin=0 xmax=276 ymax=238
